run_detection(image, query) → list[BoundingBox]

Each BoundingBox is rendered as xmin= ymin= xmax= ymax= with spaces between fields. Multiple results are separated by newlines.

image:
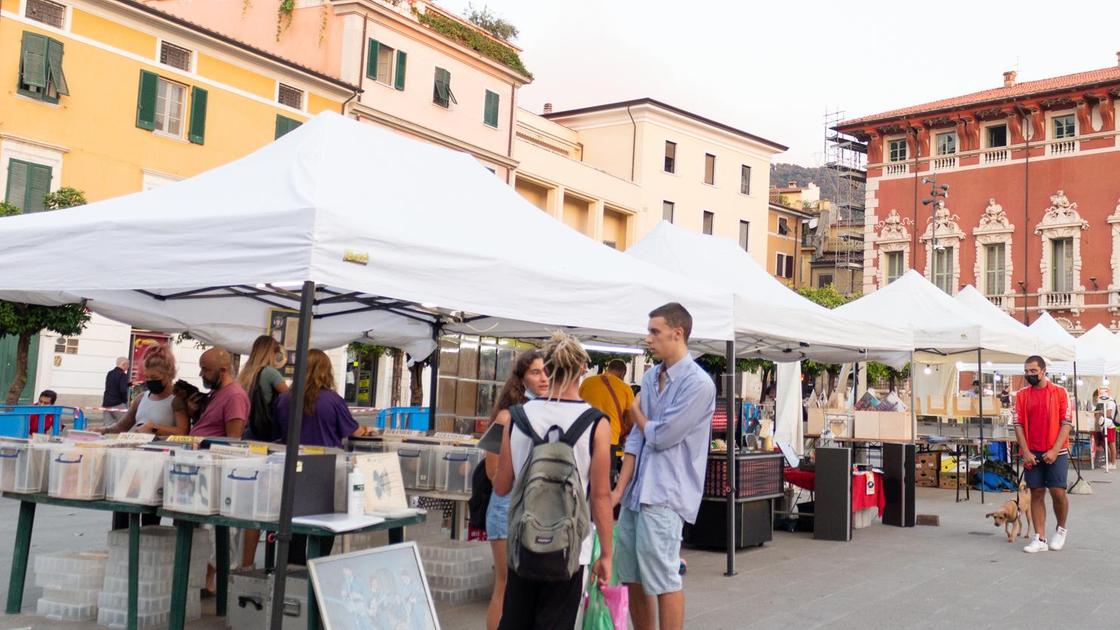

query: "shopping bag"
xmin=583 ymin=582 xmax=616 ymax=630
xmin=583 ymin=530 xmax=629 ymax=630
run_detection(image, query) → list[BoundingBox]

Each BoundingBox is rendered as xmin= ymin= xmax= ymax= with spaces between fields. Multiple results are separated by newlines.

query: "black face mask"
xmin=145 ymin=379 xmax=166 ymax=395
xmin=1025 ymin=374 xmax=1042 ymax=387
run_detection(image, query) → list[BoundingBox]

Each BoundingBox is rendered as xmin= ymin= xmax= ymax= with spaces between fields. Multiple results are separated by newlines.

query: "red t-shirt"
xmin=1022 ymin=389 xmax=1051 ymax=452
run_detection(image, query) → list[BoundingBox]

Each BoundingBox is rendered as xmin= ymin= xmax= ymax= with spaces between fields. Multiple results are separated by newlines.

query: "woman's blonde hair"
xmin=238 ymin=335 xmax=285 ymax=393
xmin=142 ymin=344 xmax=177 ymax=381
xmin=542 ymin=331 xmax=588 ymax=396
xmin=303 ymin=349 xmax=335 ymax=416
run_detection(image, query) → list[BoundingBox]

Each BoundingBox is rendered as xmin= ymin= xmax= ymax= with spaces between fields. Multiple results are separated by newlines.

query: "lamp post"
xmin=921 ymin=176 xmax=950 ymax=290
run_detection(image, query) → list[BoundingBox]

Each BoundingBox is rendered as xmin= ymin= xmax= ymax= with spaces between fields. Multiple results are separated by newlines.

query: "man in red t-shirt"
xmin=1013 ymin=355 xmax=1071 ymax=553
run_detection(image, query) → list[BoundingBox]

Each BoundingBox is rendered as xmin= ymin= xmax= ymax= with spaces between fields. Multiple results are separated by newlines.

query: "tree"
xmin=587 ymin=350 xmax=637 ymax=373
xmin=0 ymin=190 xmax=92 ymax=403
xmin=795 ymin=285 xmax=852 ymax=396
xmin=464 ymin=3 xmax=519 ymax=42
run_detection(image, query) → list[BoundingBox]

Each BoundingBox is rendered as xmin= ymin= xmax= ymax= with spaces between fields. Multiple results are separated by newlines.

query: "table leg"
xmin=128 ymin=513 xmax=140 ymax=630
xmin=264 ymin=535 xmax=276 ymax=571
xmin=215 ymin=525 xmax=229 ymax=617
xmin=168 ymin=521 xmax=194 ymax=630
xmin=306 ymin=536 xmax=328 ymax=630
xmin=388 ymin=526 xmax=405 ymax=545
xmin=450 ymin=500 xmax=461 ymax=540
xmin=5 ymin=501 xmax=36 ymax=614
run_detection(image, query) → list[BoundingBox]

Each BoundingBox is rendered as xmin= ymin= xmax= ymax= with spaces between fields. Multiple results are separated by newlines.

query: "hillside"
xmin=771 ymin=163 xmax=863 ymax=206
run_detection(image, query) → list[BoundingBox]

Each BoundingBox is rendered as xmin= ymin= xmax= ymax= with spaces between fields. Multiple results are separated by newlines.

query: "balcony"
xmin=986 ymin=293 xmax=1015 ymax=312
xmin=884 ymin=163 xmax=908 ymax=176
xmin=1043 ymin=291 xmax=1075 ymax=310
xmin=982 ymin=149 xmax=1009 ymax=164
xmin=932 ymin=156 xmax=957 ymax=171
xmin=1048 ymin=140 xmax=1077 ymax=156
xmin=823 ymin=238 xmax=864 ymax=254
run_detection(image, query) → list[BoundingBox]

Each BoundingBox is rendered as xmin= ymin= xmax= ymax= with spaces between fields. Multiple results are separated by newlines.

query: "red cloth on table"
xmin=783 ymin=467 xmax=885 ymax=517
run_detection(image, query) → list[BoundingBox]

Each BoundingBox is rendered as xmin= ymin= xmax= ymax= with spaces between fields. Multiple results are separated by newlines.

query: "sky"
xmin=439 ymin=0 xmax=1120 ymax=166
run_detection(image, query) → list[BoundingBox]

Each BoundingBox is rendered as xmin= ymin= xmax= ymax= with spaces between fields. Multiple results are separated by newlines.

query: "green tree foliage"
xmin=418 ymin=8 xmax=531 ymax=77
xmin=464 ymin=3 xmax=519 ymax=41
xmin=43 ymin=187 xmax=87 ymax=210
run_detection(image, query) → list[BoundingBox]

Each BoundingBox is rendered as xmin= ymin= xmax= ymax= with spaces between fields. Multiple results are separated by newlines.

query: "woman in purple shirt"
xmin=274 ymin=349 xmax=370 ymax=448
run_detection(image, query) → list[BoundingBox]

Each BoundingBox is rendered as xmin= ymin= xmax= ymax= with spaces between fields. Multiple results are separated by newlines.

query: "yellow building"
xmin=766 ymin=201 xmax=811 ymax=287
xmin=0 ymin=0 xmax=358 ymax=405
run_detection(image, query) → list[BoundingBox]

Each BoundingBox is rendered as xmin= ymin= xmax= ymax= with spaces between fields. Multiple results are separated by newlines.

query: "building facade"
xmin=766 ymin=201 xmax=811 ymax=287
xmin=838 ymin=59 xmax=1120 ymax=332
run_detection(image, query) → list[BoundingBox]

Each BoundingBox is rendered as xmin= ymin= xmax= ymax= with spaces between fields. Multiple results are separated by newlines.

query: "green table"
xmin=2 ymin=491 xmax=158 ymax=630
xmin=157 ymin=509 xmax=424 ymax=630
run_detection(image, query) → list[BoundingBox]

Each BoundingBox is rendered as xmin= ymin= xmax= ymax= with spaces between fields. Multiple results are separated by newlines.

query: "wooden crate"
xmin=807 ymin=408 xmax=824 ymax=436
xmin=853 ymin=411 xmax=879 ymax=440
xmin=879 ymin=411 xmax=913 ymax=441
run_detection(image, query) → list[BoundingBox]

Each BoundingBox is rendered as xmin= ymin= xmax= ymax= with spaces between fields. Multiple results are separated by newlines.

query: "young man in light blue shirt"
xmin=612 ymin=302 xmax=716 ymax=630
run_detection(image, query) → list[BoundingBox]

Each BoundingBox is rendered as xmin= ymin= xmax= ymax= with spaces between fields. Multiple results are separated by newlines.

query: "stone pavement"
xmin=3 ymin=466 xmax=1119 ymax=629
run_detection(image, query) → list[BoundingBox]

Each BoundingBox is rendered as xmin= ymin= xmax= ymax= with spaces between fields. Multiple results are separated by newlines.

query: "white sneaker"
xmin=1023 ymin=535 xmax=1049 ymax=553
xmin=1049 ymin=527 xmax=1067 ymax=551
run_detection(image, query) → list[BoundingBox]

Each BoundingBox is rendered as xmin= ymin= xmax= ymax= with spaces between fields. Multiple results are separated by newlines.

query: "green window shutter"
xmin=366 ymin=39 xmax=380 ymax=81
xmin=25 ymin=163 xmax=52 ymax=213
xmin=275 ymin=114 xmax=302 ymax=139
xmin=484 ymin=90 xmax=499 ymax=127
xmin=46 ymin=37 xmax=68 ymax=96
xmin=394 ymin=50 xmax=407 ymax=91
xmin=20 ymin=32 xmax=49 ymax=90
xmin=188 ymin=86 xmax=208 ymax=145
xmin=5 ymin=160 xmax=29 ymax=211
xmin=433 ymin=67 xmax=450 ymax=107
xmin=136 ymin=70 xmax=159 ymax=130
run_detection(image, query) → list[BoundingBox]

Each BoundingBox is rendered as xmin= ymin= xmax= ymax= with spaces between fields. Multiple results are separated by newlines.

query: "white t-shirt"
xmin=509 ymin=398 xmax=599 ymax=565
xmin=132 ymin=392 xmax=175 ymax=430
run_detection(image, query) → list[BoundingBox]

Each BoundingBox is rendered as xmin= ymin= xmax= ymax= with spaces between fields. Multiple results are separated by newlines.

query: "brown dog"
xmin=985 ymin=482 xmax=1033 ymax=543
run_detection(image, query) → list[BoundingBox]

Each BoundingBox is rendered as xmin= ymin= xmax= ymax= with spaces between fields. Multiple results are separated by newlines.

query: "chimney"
xmin=543 ymin=102 xmax=553 ymax=114
xmin=1003 ymin=70 xmax=1017 ymax=88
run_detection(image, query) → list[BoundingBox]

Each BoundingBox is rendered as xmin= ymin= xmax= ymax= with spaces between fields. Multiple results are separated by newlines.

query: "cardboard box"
xmin=853 ymin=411 xmax=879 ymax=440
xmin=939 ymin=471 xmax=965 ymax=490
xmin=916 ymin=468 xmax=939 ymax=488
xmin=879 ymin=411 xmax=913 ymax=441
xmin=915 ymin=452 xmax=941 ymax=469
xmin=807 ymin=408 xmax=824 ymax=436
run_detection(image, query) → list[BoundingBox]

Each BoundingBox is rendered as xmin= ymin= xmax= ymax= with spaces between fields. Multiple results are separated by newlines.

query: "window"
xmin=818 ymin=274 xmax=833 ymax=288
xmin=987 ymin=124 xmax=1008 ymax=148
xmin=738 ymin=220 xmax=750 ymax=252
xmin=703 ymin=153 xmax=716 ymax=185
xmin=433 ymin=67 xmax=456 ymax=108
xmin=785 ymin=254 xmax=794 ymax=279
xmin=778 ymin=217 xmax=790 ymax=236
xmin=1053 ymin=114 xmax=1076 ymax=140
xmin=26 ymin=0 xmax=66 ymax=29
xmin=664 ymin=141 xmax=676 ymax=173
xmin=18 ymin=31 xmax=69 ymax=103
xmin=278 ymin=83 xmax=303 ymax=110
xmin=275 ymin=114 xmax=302 ymax=139
xmin=936 ymin=132 xmax=957 ymax=155
xmin=366 ymin=39 xmax=407 ymax=90
xmin=159 ymin=41 xmax=192 ymax=71
xmin=483 ymin=90 xmax=500 ymax=128
xmin=662 ymin=201 xmax=674 ymax=223
xmin=4 ymin=159 xmax=53 ymax=214
xmin=886 ymin=251 xmax=904 ymax=284
xmin=932 ymin=246 xmax=954 ymax=294
xmin=135 ymin=70 xmax=206 ymax=144
xmin=888 ymin=138 xmax=907 ymax=162
xmin=154 ymin=78 xmax=186 ymax=137
xmin=1052 ymin=238 xmax=1074 ymax=292
xmin=984 ymin=243 xmax=1005 ymax=296
xmin=775 ymin=253 xmax=794 ymax=279
xmin=702 ymin=211 xmax=714 ymax=235
xmin=740 ymin=164 xmax=751 ymax=195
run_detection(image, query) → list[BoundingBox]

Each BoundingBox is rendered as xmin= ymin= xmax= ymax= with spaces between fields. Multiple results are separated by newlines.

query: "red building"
xmin=836 ymin=56 xmax=1120 ymax=333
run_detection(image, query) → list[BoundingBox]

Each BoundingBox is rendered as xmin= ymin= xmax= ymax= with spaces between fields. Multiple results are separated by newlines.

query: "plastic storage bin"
xmin=47 ymin=445 xmax=106 ymax=500
xmin=36 ymin=597 xmax=97 ymax=621
xmin=105 ymin=448 xmax=170 ymax=505
xmin=434 ymin=446 xmax=481 ymax=494
xmin=0 ymin=441 xmax=49 ymax=493
xmin=0 ymin=405 xmax=86 ymax=438
xmin=396 ymin=443 xmax=435 ymax=490
xmin=163 ymin=451 xmax=223 ymax=514
xmin=219 ymin=455 xmax=282 ymax=521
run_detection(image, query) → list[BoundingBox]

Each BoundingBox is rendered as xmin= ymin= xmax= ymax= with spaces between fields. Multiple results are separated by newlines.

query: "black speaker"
xmin=882 ymin=443 xmax=916 ymax=527
xmin=685 ymin=499 xmax=773 ymax=550
xmin=813 ymin=447 xmax=852 ymax=541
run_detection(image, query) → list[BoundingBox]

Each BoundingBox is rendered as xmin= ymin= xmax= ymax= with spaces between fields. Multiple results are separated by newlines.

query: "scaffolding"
xmin=820 ymin=108 xmax=868 ymax=296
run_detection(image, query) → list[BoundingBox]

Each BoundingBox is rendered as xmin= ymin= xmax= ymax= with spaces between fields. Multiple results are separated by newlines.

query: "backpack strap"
xmin=509 ymin=404 xmax=546 ymax=446
xmin=561 ymin=408 xmax=604 ymax=447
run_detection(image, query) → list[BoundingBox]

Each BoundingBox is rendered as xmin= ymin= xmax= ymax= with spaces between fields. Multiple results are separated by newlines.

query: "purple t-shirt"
xmin=274 ymin=389 xmax=358 ymax=449
xmin=190 ymin=382 xmax=250 ymax=437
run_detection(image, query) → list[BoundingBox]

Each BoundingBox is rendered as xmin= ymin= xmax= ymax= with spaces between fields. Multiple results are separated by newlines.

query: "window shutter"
xmin=433 ymin=68 xmax=449 ymax=106
xmin=785 ymin=255 xmax=794 ymax=279
xmin=188 ymin=86 xmax=208 ymax=145
xmin=484 ymin=91 xmax=499 ymax=127
xmin=394 ymin=50 xmax=407 ymax=90
xmin=275 ymin=114 xmax=301 ymax=139
xmin=20 ymin=32 xmax=49 ymax=89
xmin=136 ymin=70 xmax=159 ymax=130
xmin=26 ymin=163 xmax=52 ymax=213
xmin=5 ymin=161 xmax=29 ymax=211
xmin=367 ymin=39 xmax=380 ymax=80
xmin=45 ymin=37 xmax=68 ymax=96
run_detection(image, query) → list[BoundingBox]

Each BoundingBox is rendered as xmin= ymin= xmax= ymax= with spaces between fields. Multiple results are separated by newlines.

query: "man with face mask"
xmin=1014 ymin=355 xmax=1072 ymax=553
xmin=190 ymin=347 xmax=250 ymax=438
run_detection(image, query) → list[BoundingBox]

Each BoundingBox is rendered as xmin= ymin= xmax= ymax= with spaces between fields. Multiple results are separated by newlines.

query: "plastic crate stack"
xmin=33 ymin=550 xmax=109 ymax=622
xmin=97 ymin=526 xmax=208 ymax=628
xmin=420 ymin=540 xmax=493 ymax=604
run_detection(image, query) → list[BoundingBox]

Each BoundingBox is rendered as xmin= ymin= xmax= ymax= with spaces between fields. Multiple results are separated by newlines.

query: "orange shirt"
xmin=578 ymin=373 xmax=634 ymax=446
xmin=1014 ymin=382 xmax=1070 ymax=452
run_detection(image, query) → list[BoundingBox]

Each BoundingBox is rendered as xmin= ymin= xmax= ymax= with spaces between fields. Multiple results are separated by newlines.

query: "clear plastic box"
xmin=36 ymin=597 xmax=97 ymax=621
xmin=105 ymin=448 xmax=169 ymax=505
xmin=47 ymin=445 xmax=106 ymax=500
xmin=427 ymin=571 xmax=492 ymax=591
xmin=219 ymin=455 xmax=282 ymax=521
xmin=96 ymin=595 xmax=200 ymax=629
xmin=40 ymin=586 xmax=99 ymax=606
xmin=434 ymin=446 xmax=481 ymax=494
xmin=396 ymin=443 xmax=435 ymax=490
xmin=97 ymin=591 xmax=175 ymax=614
xmin=418 ymin=540 xmax=491 ymax=565
xmin=422 ymin=556 xmax=492 ymax=578
xmin=163 ymin=451 xmax=224 ymax=514
xmin=33 ymin=550 xmax=107 ymax=585
xmin=0 ymin=441 xmax=49 ymax=493
xmin=428 ymin=584 xmax=492 ymax=604
xmin=102 ymin=576 xmax=173 ymax=598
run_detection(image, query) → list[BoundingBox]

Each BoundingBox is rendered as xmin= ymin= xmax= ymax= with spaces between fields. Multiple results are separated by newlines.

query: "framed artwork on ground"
xmin=308 ymin=542 xmax=439 ymax=630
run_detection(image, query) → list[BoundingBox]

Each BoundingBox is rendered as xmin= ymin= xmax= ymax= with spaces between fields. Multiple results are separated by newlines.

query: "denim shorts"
xmin=486 ymin=491 xmax=511 ymax=540
xmin=1024 ymin=451 xmax=1069 ymax=489
xmin=615 ymin=505 xmax=683 ymax=595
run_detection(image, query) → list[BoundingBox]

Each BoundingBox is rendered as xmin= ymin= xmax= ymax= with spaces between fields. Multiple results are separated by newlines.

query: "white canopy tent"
xmin=954 ymin=286 xmax=1075 ymax=361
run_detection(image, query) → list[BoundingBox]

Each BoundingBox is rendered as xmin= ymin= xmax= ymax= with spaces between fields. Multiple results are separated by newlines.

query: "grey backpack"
xmin=506 ymin=404 xmax=601 ymax=580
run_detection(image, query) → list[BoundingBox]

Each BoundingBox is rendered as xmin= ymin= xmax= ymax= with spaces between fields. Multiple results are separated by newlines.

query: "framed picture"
xmin=267 ymin=308 xmax=299 ymax=377
xmin=308 ymin=541 xmax=440 ymax=630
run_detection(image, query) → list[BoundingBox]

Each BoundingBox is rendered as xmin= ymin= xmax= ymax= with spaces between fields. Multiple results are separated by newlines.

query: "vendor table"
xmin=782 ymin=468 xmax=886 ymax=518
xmin=3 ymin=491 xmax=154 ymax=630
xmin=157 ymin=508 xmax=424 ymax=630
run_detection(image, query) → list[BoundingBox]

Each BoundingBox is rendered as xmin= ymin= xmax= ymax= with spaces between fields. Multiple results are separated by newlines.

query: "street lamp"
xmin=921 ymin=176 xmax=950 ymax=286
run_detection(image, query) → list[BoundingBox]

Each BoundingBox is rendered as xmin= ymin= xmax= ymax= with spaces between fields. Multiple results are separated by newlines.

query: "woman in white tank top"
xmin=98 ymin=344 xmax=189 ymax=437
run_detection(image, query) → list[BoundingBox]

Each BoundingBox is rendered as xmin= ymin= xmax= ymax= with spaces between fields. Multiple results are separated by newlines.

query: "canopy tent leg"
xmin=724 ymin=340 xmax=737 ymax=577
xmin=427 ymin=325 xmax=441 ymax=431
xmin=909 ymin=352 xmax=917 ymax=443
xmin=1068 ymin=361 xmax=1089 ymax=490
xmin=270 ymin=281 xmax=316 ymax=630
xmin=977 ymin=349 xmax=984 ymax=504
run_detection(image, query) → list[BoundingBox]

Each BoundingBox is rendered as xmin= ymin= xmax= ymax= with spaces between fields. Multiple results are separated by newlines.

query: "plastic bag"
xmin=583 ymin=532 xmax=629 ymax=630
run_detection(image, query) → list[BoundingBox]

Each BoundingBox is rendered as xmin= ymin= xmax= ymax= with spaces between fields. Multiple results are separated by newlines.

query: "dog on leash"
xmin=985 ymin=482 xmax=1033 ymax=543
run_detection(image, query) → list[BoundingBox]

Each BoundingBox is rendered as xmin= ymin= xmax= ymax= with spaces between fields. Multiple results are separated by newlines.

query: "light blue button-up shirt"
xmin=622 ymin=353 xmax=716 ymax=523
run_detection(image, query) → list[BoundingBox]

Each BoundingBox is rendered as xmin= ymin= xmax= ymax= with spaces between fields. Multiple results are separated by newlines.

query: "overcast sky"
xmin=440 ymin=0 xmax=1120 ymax=166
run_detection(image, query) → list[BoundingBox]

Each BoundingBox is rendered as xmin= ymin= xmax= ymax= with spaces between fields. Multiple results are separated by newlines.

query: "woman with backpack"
xmin=482 ymin=349 xmax=549 ymax=630
xmin=494 ymin=332 xmax=614 ymax=630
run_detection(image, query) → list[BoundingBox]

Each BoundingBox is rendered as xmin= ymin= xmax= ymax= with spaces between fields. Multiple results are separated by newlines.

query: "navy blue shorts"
xmin=1024 ymin=451 xmax=1068 ymax=489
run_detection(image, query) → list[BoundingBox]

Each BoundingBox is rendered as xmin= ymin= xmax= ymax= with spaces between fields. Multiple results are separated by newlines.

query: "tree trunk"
xmin=390 ymin=349 xmax=403 ymax=408
xmin=409 ymin=362 xmax=425 ymax=407
xmin=5 ymin=332 xmax=32 ymax=405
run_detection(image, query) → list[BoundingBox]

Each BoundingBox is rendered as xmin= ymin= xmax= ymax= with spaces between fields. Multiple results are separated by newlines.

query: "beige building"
xmin=514 ymin=99 xmax=786 ymax=259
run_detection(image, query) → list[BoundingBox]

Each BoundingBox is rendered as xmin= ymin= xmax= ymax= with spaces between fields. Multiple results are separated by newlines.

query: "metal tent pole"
xmin=1070 ymin=362 xmax=1086 ymax=482
xmin=909 ymin=352 xmax=917 ymax=442
xmin=427 ymin=324 xmax=441 ymax=431
xmin=270 ymin=281 xmax=315 ymax=630
xmin=724 ymin=340 xmax=737 ymax=577
xmin=977 ymin=349 xmax=985 ymax=504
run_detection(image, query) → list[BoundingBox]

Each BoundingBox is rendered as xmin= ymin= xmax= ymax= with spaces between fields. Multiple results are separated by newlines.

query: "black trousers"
xmin=498 ymin=567 xmax=584 ymax=630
